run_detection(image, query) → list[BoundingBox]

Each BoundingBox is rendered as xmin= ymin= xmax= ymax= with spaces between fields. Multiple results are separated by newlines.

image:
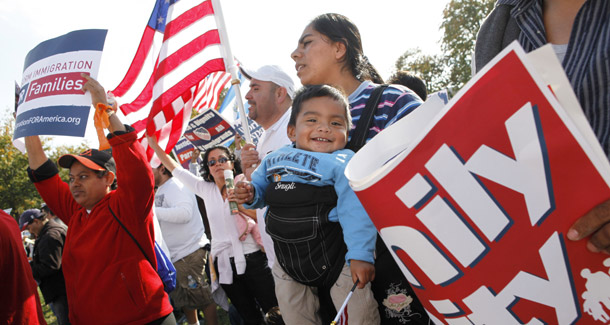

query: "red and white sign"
xmin=346 ymin=43 xmax=610 ymax=324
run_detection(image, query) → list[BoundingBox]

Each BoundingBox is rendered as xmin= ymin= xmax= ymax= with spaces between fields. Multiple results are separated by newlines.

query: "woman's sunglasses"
xmin=207 ymin=156 xmax=229 ymax=167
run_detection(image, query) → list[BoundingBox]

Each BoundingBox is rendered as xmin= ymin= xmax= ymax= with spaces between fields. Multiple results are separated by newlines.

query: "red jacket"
xmin=30 ymin=127 xmax=172 ymax=324
xmin=0 ymin=210 xmax=46 ymax=325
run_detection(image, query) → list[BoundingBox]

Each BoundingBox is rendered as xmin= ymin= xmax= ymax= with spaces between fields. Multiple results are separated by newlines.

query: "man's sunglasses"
xmin=207 ymin=156 xmax=229 ymax=167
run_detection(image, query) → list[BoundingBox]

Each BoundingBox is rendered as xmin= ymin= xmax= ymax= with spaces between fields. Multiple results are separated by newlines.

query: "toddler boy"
xmin=235 ymin=84 xmax=379 ymax=324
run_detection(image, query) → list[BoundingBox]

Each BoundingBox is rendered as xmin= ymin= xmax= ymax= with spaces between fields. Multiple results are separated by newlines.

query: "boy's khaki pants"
xmin=272 ymin=261 xmax=380 ymax=325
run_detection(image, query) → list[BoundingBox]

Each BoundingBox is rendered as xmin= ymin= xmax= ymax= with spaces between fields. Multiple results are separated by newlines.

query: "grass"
xmin=175 ymin=306 xmax=231 ymax=325
xmin=38 ymin=289 xmax=57 ymax=325
xmin=39 ymin=288 xmax=231 ymax=325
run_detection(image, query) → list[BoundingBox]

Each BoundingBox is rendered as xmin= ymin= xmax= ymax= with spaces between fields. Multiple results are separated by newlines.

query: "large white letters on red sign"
xmin=383 ymin=102 xmax=577 ymax=323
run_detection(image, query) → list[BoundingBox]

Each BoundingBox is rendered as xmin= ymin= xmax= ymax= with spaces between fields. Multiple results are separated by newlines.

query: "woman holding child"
xmin=290 ymin=13 xmax=431 ymax=324
xmin=147 ymin=139 xmax=279 ymax=325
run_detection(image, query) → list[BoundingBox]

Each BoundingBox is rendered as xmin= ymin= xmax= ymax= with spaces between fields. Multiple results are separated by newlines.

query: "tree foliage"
xmin=393 ymin=48 xmax=447 ymax=94
xmin=392 ymin=0 xmax=495 ymax=93
xmin=440 ymin=0 xmax=495 ymax=89
xmin=0 ymin=118 xmax=88 ymax=220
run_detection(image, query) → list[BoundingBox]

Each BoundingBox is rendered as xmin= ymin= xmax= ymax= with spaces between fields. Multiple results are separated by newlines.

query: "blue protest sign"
xmin=184 ymin=109 xmax=236 ymax=151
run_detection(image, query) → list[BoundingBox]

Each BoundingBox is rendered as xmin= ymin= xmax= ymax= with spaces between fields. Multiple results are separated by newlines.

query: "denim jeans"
xmin=49 ymin=295 xmax=70 ymax=325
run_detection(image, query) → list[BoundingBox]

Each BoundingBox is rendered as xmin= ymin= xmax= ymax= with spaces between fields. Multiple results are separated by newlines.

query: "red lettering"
xmin=24 ymin=72 xmax=87 ymax=102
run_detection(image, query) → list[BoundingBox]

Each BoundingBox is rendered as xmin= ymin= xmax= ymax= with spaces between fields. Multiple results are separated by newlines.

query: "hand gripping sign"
xmin=345 ymin=42 xmax=610 ymax=324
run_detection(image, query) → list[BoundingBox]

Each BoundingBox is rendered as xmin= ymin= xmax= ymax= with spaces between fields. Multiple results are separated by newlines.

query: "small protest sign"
xmin=233 ymin=117 xmax=263 ymax=147
xmin=184 ymin=109 xmax=235 ymax=151
xmin=346 ymin=43 xmax=610 ymax=324
xmin=13 ymin=29 xmax=107 ymax=141
xmin=172 ymin=137 xmax=198 ymax=169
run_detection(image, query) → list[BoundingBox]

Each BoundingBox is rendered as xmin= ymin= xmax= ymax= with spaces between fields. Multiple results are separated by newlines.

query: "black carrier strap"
xmin=265 ymin=182 xmax=346 ymax=288
xmin=346 ymin=85 xmax=388 ymax=152
xmin=109 ymin=207 xmax=154 ymax=269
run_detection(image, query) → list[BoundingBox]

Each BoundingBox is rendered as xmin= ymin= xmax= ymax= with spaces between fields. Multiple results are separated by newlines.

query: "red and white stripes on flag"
xmin=193 ymin=71 xmax=232 ymax=113
xmin=339 ymin=305 xmax=348 ymax=325
xmin=111 ymin=0 xmax=226 ymax=157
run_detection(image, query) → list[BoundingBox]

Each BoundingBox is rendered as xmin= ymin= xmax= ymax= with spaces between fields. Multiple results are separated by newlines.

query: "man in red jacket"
xmin=24 ymin=75 xmax=174 ymax=324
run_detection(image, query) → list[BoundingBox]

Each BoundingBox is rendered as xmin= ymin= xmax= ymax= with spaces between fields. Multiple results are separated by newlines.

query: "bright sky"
xmin=0 ymin=0 xmax=449 ymax=146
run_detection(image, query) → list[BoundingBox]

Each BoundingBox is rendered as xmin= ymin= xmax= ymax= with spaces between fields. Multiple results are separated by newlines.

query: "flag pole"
xmin=211 ymin=0 xmax=252 ymax=144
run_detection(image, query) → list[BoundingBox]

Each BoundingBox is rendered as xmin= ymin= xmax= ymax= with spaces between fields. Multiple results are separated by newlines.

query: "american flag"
xmin=111 ymin=0 xmax=226 ymax=157
xmin=193 ymin=71 xmax=232 ymax=113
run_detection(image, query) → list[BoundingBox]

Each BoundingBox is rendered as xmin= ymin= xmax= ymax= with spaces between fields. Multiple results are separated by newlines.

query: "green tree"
xmin=393 ymin=48 xmax=447 ymax=94
xmin=392 ymin=0 xmax=494 ymax=95
xmin=0 ymin=120 xmax=38 ymax=219
xmin=440 ymin=0 xmax=495 ymax=89
xmin=0 ymin=118 xmax=88 ymax=219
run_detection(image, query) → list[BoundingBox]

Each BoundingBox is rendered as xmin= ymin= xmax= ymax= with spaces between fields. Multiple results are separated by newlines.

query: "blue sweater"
xmin=245 ymin=145 xmax=376 ymax=264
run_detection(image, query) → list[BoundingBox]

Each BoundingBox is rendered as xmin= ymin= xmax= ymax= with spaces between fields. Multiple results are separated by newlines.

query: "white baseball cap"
xmin=240 ymin=65 xmax=296 ymax=99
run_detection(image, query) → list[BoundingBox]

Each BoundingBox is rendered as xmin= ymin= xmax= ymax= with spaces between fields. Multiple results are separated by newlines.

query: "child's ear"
xmin=287 ymin=125 xmax=297 ymax=142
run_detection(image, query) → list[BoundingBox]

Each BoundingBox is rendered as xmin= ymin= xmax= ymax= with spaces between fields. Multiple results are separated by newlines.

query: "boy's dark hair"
xmin=289 ymin=85 xmax=352 ymax=130
xmin=201 ymin=146 xmax=241 ymax=182
xmin=387 ymin=71 xmax=428 ymax=101
xmin=310 ymin=13 xmax=383 ymax=84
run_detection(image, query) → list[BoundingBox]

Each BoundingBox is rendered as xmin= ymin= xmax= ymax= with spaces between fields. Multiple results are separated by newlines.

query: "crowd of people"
xmin=3 ymin=2 xmax=610 ymax=324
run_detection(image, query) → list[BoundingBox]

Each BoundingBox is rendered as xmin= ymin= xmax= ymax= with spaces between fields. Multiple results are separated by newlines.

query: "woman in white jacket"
xmin=148 ymin=136 xmax=279 ymax=325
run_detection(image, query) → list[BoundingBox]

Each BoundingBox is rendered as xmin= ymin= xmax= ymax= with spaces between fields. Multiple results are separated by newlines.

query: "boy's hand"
xmin=234 ymin=181 xmax=255 ymax=204
xmin=350 ymin=260 xmax=375 ymax=289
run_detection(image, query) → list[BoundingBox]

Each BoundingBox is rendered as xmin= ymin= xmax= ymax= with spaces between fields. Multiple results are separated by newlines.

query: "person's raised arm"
xmin=190 ymin=149 xmax=200 ymax=164
xmin=81 ymin=74 xmax=126 ymax=134
xmin=147 ymin=135 xmax=180 ymax=172
xmin=25 ymin=135 xmax=47 ymax=170
xmin=189 ymin=149 xmax=201 ymax=175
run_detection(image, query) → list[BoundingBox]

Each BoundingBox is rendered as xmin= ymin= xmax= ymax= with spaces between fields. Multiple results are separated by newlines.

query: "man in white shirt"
xmin=239 ymin=65 xmax=295 ymax=269
xmin=153 ymin=163 xmax=218 ymax=325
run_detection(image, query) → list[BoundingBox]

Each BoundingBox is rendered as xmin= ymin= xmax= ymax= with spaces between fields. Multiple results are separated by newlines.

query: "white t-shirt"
xmin=155 ymin=177 xmax=209 ymax=262
xmin=254 ymin=108 xmax=292 ymax=268
xmin=551 ymin=43 xmax=568 ymax=63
